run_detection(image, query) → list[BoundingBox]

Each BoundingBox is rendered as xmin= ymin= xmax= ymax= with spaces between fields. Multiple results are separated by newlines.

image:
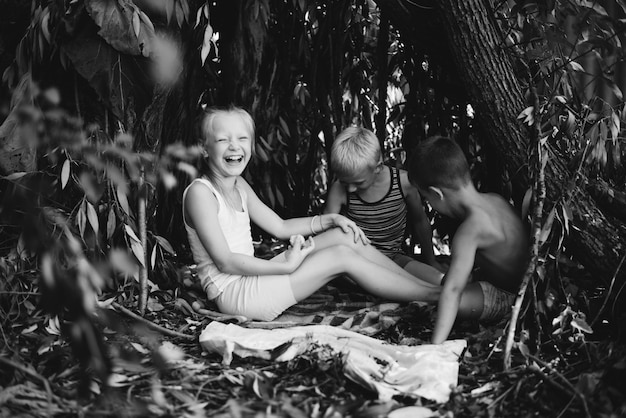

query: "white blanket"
xmin=199 ymin=322 xmax=466 ymax=402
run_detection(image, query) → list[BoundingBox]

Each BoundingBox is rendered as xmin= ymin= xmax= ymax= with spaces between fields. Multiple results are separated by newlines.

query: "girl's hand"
xmin=333 ymin=215 xmax=370 ymax=245
xmin=284 ymin=234 xmax=315 ymax=271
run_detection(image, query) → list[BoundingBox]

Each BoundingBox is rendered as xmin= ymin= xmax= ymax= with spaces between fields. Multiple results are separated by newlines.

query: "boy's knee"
xmin=322 ymin=227 xmax=360 ymax=247
xmin=331 ymin=244 xmax=357 ymax=259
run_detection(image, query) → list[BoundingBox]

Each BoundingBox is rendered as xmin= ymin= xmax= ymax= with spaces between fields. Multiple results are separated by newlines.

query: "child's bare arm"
xmin=185 ymin=182 xmax=303 ymax=276
xmin=240 ymin=178 xmax=368 ymax=243
xmin=402 ymin=173 xmax=438 ymax=266
xmin=323 ymin=180 xmax=346 ymax=215
xmin=432 ymin=222 xmax=478 ymax=344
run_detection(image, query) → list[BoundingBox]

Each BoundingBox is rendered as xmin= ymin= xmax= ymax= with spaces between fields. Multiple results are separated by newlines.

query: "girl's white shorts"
xmin=215 ymin=273 xmax=297 ymax=321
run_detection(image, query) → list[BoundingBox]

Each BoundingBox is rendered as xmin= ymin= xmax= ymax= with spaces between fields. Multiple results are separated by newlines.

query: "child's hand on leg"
xmin=333 ymin=215 xmax=371 ymax=245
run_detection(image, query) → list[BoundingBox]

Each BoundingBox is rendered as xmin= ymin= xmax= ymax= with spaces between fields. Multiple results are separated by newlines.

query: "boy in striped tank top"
xmin=325 ymin=127 xmax=443 ymax=284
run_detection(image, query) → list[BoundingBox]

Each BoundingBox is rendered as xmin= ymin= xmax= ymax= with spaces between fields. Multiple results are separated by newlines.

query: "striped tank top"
xmin=345 ymin=166 xmax=407 ymax=257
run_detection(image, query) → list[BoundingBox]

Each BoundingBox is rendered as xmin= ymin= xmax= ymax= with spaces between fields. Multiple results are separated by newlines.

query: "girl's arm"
xmin=185 ymin=181 xmax=310 ymax=276
xmin=238 ymin=178 xmax=369 ymax=243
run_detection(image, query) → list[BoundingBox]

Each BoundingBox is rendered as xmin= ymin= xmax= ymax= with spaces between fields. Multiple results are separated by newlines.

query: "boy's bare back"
xmin=463 ymin=192 xmax=529 ymax=292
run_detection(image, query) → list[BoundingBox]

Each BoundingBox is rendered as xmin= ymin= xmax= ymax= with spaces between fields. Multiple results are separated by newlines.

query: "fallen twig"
xmin=0 ymin=355 xmax=54 ymax=415
xmin=528 ymin=354 xmax=591 ymax=418
xmin=112 ymin=302 xmax=195 ymax=341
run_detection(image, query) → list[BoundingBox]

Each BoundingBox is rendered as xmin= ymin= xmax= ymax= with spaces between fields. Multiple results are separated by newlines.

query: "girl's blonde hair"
xmin=200 ymin=106 xmax=256 ymax=150
xmin=330 ymin=127 xmax=382 ymax=177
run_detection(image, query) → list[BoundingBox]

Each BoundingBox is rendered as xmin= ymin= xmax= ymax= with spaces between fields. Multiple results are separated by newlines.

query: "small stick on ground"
xmin=528 ymin=354 xmax=591 ymax=418
xmin=112 ymin=302 xmax=195 ymax=341
xmin=0 ymin=355 xmax=54 ymax=415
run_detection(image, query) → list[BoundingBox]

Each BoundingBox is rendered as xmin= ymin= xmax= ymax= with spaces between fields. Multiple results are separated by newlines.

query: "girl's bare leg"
xmin=311 ymin=228 xmax=443 ymax=287
xmin=288 ymin=245 xmax=441 ymax=303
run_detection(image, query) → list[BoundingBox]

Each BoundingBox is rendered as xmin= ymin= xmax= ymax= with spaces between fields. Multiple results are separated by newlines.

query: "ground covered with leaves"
xmin=1 ymin=250 xmax=626 ymax=418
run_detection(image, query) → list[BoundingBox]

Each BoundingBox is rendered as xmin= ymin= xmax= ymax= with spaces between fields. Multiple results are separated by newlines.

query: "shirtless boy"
xmin=407 ymin=136 xmax=529 ymax=343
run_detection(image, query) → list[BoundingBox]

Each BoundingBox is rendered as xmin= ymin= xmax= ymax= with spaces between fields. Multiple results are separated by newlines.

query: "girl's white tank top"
xmin=182 ymin=178 xmax=254 ymax=299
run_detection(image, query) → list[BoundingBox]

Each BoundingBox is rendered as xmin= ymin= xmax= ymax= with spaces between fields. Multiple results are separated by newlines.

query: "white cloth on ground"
xmin=199 ymin=322 xmax=466 ymax=403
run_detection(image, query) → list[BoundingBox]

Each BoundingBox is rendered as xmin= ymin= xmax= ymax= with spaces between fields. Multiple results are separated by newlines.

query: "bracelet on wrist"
xmin=310 ymin=215 xmax=319 ymax=235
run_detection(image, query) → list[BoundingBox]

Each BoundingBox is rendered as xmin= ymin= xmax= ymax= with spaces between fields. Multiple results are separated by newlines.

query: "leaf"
xmin=132 ymin=10 xmax=140 ymax=38
xmin=200 ymin=23 xmax=213 ymax=65
xmin=41 ymin=9 xmax=51 ymax=43
xmin=61 ymin=159 xmax=71 ymax=189
xmin=256 ymin=145 xmax=269 ymax=162
xmin=158 ymin=341 xmax=185 ymax=362
xmin=195 ymin=4 xmax=203 ymax=28
xmin=5 ymin=172 xmax=27 ymax=181
xmin=539 ymin=207 xmax=556 ymax=245
xmin=107 ymin=206 xmax=117 ymax=239
xmin=117 ymin=185 xmax=131 ymax=217
xmin=124 ymin=223 xmax=141 ymax=243
xmin=568 ymin=60 xmax=585 ymax=72
xmin=165 ymin=0 xmax=174 ymax=23
xmin=611 ymin=110 xmax=620 ymax=140
xmin=571 ymin=315 xmax=593 ymax=334
xmin=130 ymin=342 xmax=149 ymax=354
xmin=278 ymin=116 xmax=291 ymax=137
xmin=85 ymin=0 xmax=146 ymax=56
xmin=180 ymin=0 xmax=190 ymax=21
xmin=138 ymin=10 xmax=154 ymax=32
xmin=61 ymin=33 xmax=132 ymax=120
xmin=175 ymin=1 xmax=185 ymax=27
xmin=86 ymin=201 xmax=99 ymax=235
xmin=147 ymin=298 xmax=164 ymax=312
xmin=21 ymin=324 xmax=38 ymax=335
xmin=151 ymin=244 xmax=157 ymax=269
xmin=155 ymin=235 xmax=176 ymax=255
xmin=45 ymin=316 xmax=61 ymax=335
xmin=77 ymin=200 xmax=87 ymax=238
xmin=124 ymin=224 xmax=145 ymax=266
xmin=517 ymin=106 xmax=534 ymax=126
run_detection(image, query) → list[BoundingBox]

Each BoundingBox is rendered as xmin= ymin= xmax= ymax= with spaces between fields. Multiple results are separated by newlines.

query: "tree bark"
xmin=379 ymin=0 xmax=626 ymax=284
xmin=588 ymin=177 xmax=626 ymax=224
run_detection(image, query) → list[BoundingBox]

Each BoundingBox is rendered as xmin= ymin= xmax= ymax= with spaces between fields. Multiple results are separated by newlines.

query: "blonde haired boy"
xmin=325 ymin=127 xmax=442 ymax=284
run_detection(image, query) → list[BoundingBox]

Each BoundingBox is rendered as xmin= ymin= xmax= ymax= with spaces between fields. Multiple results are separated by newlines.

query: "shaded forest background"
xmin=1 ymin=0 xmax=626 ymax=416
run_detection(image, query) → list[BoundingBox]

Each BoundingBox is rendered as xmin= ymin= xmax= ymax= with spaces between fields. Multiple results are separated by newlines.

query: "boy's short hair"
xmin=331 ymin=127 xmax=382 ymax=177
xmin=408 ymin=136 xmax=471 ymax=190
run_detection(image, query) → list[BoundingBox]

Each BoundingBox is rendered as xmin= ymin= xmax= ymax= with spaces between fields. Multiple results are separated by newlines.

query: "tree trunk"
xmin=379 ymin=0 xmax=626 ymax=285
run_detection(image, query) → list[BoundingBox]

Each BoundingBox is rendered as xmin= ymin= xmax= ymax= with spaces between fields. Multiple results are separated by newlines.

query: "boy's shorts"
xmin=215 ymin=274 xmax=297 ymax=321
xmin=478 ymin=281 xmax=515 ymax=323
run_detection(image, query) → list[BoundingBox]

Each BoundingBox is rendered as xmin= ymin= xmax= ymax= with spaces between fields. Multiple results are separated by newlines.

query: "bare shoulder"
xmin=476 ymin=192 xmax=527 ymax=245
xmin=484 ymin=193 xmax=523 ymax=227
xmin=186 ymin=179 xmax=212 ymax=199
